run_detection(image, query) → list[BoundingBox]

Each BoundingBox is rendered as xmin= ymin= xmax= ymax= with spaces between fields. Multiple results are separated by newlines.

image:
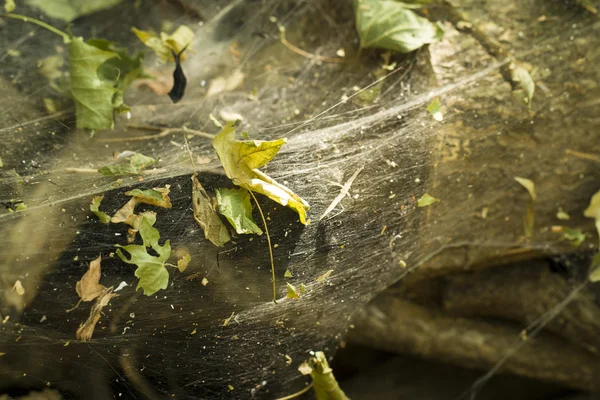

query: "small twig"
xmin=96 ymin=124 xmax=214 ymax=143
xmin=275 ymin=383 xmax=314 ymax=400
xmin=64 ymin=167 xmax=167 ymax=175
xmin=320 ymin=166 xmax=364 ymax=221
xmin=248 ymin=190 xmax=277 ymax=304
xmin=565 ymin=149 xmax=600 ymax=164
xmin=278 ymin=24 xmax=345 ymax=64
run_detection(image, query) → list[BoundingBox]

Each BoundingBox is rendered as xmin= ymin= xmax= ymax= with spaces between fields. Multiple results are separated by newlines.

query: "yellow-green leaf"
xmin=417 ymin=193 xmax=439 ymax=207
xmin=216 ymin=188 xmax=263 ymax=235
xmin=25 ymin=0 xmax=122 ymax=22
xmin=4 ymin=0 xmax=15 ymax=12
xmin=177 ymin=253 xmax=191 ymax=272
xmin=515 ymin=176 xmax=536 ymax=239
xmin=284 ymin=270 xmax=293 ymax=278
xmin=299 ymin=351 xmax=349 ymax=400
xmin=355 ymin=0 xmax=444 ymax=54
xmin=90 ymin=195 xmax=110 ymax=224
xmin=560 ymin=227 xmax=586 ymax=247
xmin=192 ymin=174 xmax=231 ymax=247
xmin=286 ymin=282 xmax=299 ymax=299
xmin=584 ymin=189 xmax=600 ymax=247
xmin=116 ymin=216 xmax=171 ymax=296
xmin=512 ymin=66 xmax=535 ymax=108
xmin=98 ymin=152 xmax=155 ymax=176
xmin=125 ymin=185 xmax=172 ymax=208
xmin=213 ymin=122 xmax=310 ymax=224
xmin=132 ymin=25 xmax=194 ymax=62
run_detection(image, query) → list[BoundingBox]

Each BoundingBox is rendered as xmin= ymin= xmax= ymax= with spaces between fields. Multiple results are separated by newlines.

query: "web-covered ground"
xmin=0 ymin=0 xmax=599 ymax=399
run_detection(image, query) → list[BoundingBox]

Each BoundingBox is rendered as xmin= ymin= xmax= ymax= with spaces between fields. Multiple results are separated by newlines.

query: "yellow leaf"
xmin=132 ymin=25 xmax=194 ymax=62
xmin=213 ymin=122 xmax=310 ymax=224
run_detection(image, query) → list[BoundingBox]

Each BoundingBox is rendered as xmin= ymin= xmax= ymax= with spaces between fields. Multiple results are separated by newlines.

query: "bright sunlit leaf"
xmin=417 ymin=193 xmax=439 ymax=207
xmin=213 ymin=122 xmax=310 ymax=224
xmin=116 ymin=216 xmax=171 ymax=296
xmin=286 ymin=282 xmax=300 ymax=299
xmin=427 ymin=97 xmax=443 ymax=121
xmin=216 ymin=188 xmax=263 ymax=235
xmin=298 ymin=351 xmax=349 ymax=400
xmin=354 ymin=0 xmax=444 ymax=54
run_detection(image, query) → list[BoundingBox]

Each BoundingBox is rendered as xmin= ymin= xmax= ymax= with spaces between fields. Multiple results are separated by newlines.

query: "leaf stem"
xmin=248 ymin=190 xmax=277 ymax=304
xmin=275 ymin=383 xmax=314 ymax=400
xmin=0 ymin=13 xmax=70 ymax=42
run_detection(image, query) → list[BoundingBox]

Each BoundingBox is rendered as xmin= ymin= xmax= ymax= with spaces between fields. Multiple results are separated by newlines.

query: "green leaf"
xmin=90 ymin=195 xmax=110 ymax=224
xmin=116 ymin=216 xmax=171 ymax=296
xmin=5 ymin=0 xmax=16 ymax=13
xmin=25 ymin=0 xmax=122 ymax=22
xmin=355 ymin=0 xmax=444 ymax=54
xmin=216 ymin=188 xmax=263 ymax=235
xmin=192 ymin=174 xmax=231 ymax=247
xmin=511 ymin=66 xmax=535 ymax=108
xmin=584 ymin=189 xmax=600 ymax=247
xmin=213 ymin=122 xmax=310 ymax=224
xmin=298 ymin=351 xmax=349 ymax=400
xmin=284 ymin=270 xmax=293 ymax=278
xmin=132 ymin=25 xmax=194 ymax=62
xmin=560 ymin=227 xmax=586 ymax=247
xmin=286 ymin=283 xmax=299 ymax=299
xmin=98 ymin=152 xmax=155 ymax=176
xmin=417 ymin=193 xmax=439 ymax=207
xmin=125 ymin=185 xmax=172 ymax=208
xmin=69 ymin=37 xmax=118 ymax=130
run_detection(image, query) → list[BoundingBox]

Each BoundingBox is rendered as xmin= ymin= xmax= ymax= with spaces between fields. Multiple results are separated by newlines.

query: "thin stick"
xmin=64 ymin=167 xmax=167 ymax=175
xmin=97 ymin=124 xmax=214 ymax=143
xmin=275 ymin=383 xmax=314 ymax=400
xmin=0 ymin=13 xmax=70 ymax=42
xmin=278 ymin=24 xmax=345 ymax=64
xmin=565 ymin=149 xmax=600 ymax=164
xmin=248 ymin=190 xmax=277 ymax=304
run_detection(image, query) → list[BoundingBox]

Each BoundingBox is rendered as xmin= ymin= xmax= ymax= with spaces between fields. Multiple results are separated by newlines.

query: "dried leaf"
xmin=201 ymin=277 xmax=209 ymax=286
xmin=417 ymin=193 xmax=439 ymax=207
xmin=192 ymin=174 xmax=231 ymax=247
xmin=25 ymin=0 xmax=122 ymax=22
xmin=125 ymin=185 xmax=172 ymax=208
xmin=206 ymin=69 xmax=246 ymax=97
xmin=75 ymin=256 xmax=105 ymax=302
xmin=512 ymin=66 xmax=535 ymax=107
xmin=116 ymin=216 xmax=171 ymax=296
xmin=98 ymin=152 xmax=155 ymax=176
xmin=515 ymin=176 xmax=536 ymax=239
xmin=132 ymin=25 xmax=194 ymax=62
xmin=216 ymin=188 xmax=263 ymax=235
xmin=286 ymin=283 xmax=299 ymax=299
xmin=355 ymin=0 xmax=444 ymax=54
xmin=76 ymin=288 xmax=117 ymax=342
xmin=584 ymin=189 xmax=600 ymax=246
xmin=213 ymin=122 xmax=310 ymax=224
xmin=223 ymin=312 xmax=235 ymax=327
xmin=90 ymin=195 xmax=110 ymax=224
xmin=12 ymin=280 xmax=25 ymax=296
xmin=177 ymin=253 xmax=191 ymax=272
xmin=316 ymin=270 xmax=334 ymax=282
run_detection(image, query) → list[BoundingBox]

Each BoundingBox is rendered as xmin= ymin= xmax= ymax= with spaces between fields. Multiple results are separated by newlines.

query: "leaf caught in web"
xmin=286 ymin=283 xmax=300 ymax=299
xmin=560 ymin=227 xmax=586 ymax=247
xmin=76 ymin=288 xmax=117 ymax=341
xmin=25 ymin=0 xmax=123 ymax=22
xmin=177 ymin=253 xmax=191 ymax=272
xmin=298 ymin=351 xmax=349 ymax=400
xmin=515 ymin=176 xmax=536 ymax=239
xmin=90 ymin=195 xmax=110 ymax=224
xmin=584 ymin=189 xmax=600 ymax=247
xmin=191 ymin=174 xmax=231 ymax=247
xmin=75 ymin=256 xmax=106 ymax=302
xmin=427 ymin=97 xmax=443 ymax=121
xmin=125 ymin=185 xmax=172 ymax=208
xmin=216 ymin=188 xmax=263 ymax=235
xmin=511 ymin=66 xmax=535 ymax=108
xmin=354 ymin=0 xmax=444 ymax=54
xmin=417 ymin=193 xmax=439 ymax=207
xmin=116 ymin=216 xmax=171 ymax=296
xmin=98 ymin=152 xmax=155 ymax=176
xmin=132 ymin=25 xmax=194 ymax=63
xmin=213 ymin=122 xmax=310 ymax=224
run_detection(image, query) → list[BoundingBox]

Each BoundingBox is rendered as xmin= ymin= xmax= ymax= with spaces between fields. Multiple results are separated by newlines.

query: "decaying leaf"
xmin=25 ymin=0 xmax=122 ymax=22
xmin=511 ymin=66 xmax=535 ymax=108
xmin=286 ymin=282 xmax=300 ymax=299
xmin=223 ymin=312 xmax=235 ymax=327
xmin=76 ymin=288 xmax=117 ymax=342
xmin=192 ymin=174 xmax=231 ymax=247
xmin=90 ymin=195 xmax=111 ymax=224
xmin=132 ymin=25 xmax=194 ymax=62
xmin=317 ymin=270 xmax=334 ymax=282
xmin=354 ymin=0 xmax=444 ymax=54
xmin=76 ymin=256 xmax=106 ymax=302
xmin=213 ymin=122 xmax=310 ymax=224
xmin=417 ymin=193 xmax=439 ymax=207
xmin=515 ymin=177 xmax=536 ymax=239
xmin=116 ymin=216 xmax=171 ymax=296
xmin=216 ymin=188 xmax=263 ymax=235
xmin=298 ymin=351 xmax=349 ymax=400
xmin=12 ymin=280 xmax=25 ymax=296
xmin=584 ymin=189 xmax=600 ymax=246
xmin=98 ymin=152 xmax=155 ymax=176
xmin=177 ymin=253 xmax=191 ymax=272
xmin=125 ymin=185 xmax=172 ymax=208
